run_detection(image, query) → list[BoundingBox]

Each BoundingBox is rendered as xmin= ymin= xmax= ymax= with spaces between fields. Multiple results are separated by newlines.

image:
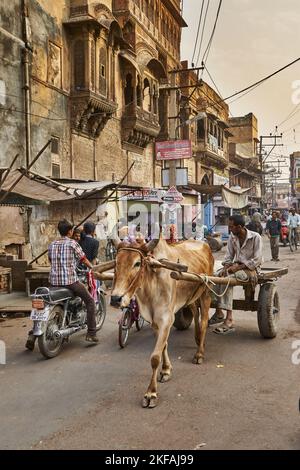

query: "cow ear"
xmin=145 ymin=238 xmax=159 ymax=253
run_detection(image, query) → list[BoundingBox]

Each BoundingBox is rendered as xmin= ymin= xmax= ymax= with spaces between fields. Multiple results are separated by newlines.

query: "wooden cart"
xmin=172 ymin=267 xmax=288 ymax=339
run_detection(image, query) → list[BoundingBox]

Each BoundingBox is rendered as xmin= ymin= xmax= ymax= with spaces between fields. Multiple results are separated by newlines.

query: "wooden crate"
xmin=0 ymin=267 xmax=12 ymax=294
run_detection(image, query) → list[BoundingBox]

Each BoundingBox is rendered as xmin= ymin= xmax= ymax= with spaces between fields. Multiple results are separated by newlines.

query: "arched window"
xmin=143 ymin=78 xmax=151 ymax=112
xmin=124 ymin=73 xmax=133 ymax=106
xmin=99 ymin=47 xmax=107 ymax=96
xmin=74 ymin=40 xmax=85 ymax=90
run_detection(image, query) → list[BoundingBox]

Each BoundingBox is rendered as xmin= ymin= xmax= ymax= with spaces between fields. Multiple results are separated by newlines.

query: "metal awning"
xmin=0 ymin=168 xmax=118 ymax=202
xmin=188 ymin=184 xmax=223 ymax=195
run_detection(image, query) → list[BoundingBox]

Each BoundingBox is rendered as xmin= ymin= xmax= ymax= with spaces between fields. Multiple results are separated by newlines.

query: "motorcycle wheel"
xmin=118 ymin=309 xmax=131 ymax=348
xmin=95 ymin=291 xmax=106 ymax=331
xmin=283 ymin=239 xmax=287 ymax=247
xmin=38 ymin=306 xmax=64 ymax=359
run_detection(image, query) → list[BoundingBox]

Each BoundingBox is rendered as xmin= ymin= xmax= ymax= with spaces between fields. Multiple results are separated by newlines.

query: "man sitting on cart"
xmin=208 ymin=214 xmax=263 ymax=335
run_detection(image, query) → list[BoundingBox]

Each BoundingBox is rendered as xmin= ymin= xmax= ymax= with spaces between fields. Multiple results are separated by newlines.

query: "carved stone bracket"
xmin=121 ymin=107 xmax=160 ymax=148
xmin=71 ymin=91 xmax=117 ymax=138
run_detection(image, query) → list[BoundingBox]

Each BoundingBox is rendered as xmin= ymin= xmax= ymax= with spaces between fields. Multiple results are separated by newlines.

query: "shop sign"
xmin=162 ymin=186 xmax=184 ymax=203
xmin=155 ymin=140 xmax=192 ymax=161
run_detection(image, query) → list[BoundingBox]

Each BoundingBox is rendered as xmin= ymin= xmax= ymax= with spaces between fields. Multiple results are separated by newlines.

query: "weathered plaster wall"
xmin=0 ymin=0 xmax=25 ymax=167
xmin=29 ymin=0 xmax=71 ymax=177
xmin=29 ymin=199 xmax=100 ymax=264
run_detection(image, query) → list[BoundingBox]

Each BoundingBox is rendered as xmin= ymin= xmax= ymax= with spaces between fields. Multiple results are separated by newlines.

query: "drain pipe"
xmin=22 ymin=0 xmax=32 ymax=168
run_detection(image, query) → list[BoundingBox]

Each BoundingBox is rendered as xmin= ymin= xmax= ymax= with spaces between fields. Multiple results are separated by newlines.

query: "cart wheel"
xmin=257 ymin=283 xmax=280 ymax=339
xmin=173 ymin=307 xmax=193 ymax=330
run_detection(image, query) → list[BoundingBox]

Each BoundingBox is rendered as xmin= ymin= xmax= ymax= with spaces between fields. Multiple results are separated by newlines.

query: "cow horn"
xmin=145 ymin=238 xmax=160 ymax=253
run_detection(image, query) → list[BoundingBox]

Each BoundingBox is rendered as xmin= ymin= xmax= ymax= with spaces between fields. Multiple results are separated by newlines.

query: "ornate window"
xmin=74 ymin=40 xmax=85 ymax=90
xmin=99 ymin=47 xmax=107 ymax=96
xmin=91 ymin=40 xmax=95 ymax=90
xmin=124 ymin=73 xmax=133 ymax=106
xmin=136 ymin=76 xmax=142 ymax=107
xmin=143 ymin=78 xmax=151 ymax=112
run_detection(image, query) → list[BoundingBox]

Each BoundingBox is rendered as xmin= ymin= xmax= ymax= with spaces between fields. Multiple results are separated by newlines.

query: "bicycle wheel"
xmin=95 ymin=291 xmax=106 ymax=331
xmin=135 ymin=315 xmax=145 ymax=331
xmin=118 ymin=308 xmax=132 ymax=348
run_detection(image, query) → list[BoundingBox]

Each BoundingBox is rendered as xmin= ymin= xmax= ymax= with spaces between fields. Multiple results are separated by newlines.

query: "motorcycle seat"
xmin=49 ymin=287 xmax=75 ymax=302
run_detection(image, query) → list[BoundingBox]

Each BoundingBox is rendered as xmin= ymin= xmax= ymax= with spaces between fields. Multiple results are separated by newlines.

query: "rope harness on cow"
xmin=188 ymin=272 xmax=232 ymax=298
xmin=116 ymin=247 xmax=149 ymax=299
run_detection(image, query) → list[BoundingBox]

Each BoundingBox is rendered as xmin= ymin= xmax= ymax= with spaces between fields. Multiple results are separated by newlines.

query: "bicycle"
xmin=118 ymin=298 xmax=145 ymax=348
xmin=105 ymin=239 xmax=117 ymax=261
xmin=289 ymin=227 xmax=298 ymax=252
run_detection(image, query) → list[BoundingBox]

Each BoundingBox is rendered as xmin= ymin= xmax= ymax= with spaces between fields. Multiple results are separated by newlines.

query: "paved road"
xmin=0 ymin=239 xmax=300 ymax=450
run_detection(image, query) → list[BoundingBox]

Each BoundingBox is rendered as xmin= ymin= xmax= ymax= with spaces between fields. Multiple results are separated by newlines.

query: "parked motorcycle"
xmin=280 ymin=221 xmax=289 ymax=246
xmin=26 ymin=269 xmax=106 ymax=359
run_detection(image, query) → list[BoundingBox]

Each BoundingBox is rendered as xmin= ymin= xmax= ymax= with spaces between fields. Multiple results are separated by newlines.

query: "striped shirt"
xmin=48 ymin=237 xmax=86 ymax=286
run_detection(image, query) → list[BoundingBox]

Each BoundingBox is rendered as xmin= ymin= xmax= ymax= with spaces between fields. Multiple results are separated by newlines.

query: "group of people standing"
xmin=265 ymin=207 xmax=300 ymax=262
xmin=246 ymin=207 xmax=300 ymax=262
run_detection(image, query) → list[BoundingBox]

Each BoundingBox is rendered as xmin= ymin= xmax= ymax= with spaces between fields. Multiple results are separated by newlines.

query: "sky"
xmin=181 ymin=0 xmax=300 ymax=181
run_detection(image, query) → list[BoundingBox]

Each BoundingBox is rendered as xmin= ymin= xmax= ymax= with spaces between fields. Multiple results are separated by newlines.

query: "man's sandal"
xmin=208 ymin=312 xmax=225 ymax=326
xmin=213 ymin=323 xmax=235 ymax=335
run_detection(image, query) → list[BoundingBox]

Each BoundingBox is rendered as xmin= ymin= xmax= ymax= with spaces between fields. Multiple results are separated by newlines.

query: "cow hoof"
xmin=193 ymin=355 xmax=204 ymax=365
xmin=159 ymin=372 xmax=171 ymax=383
xmin=142 ymin=394 xmax=158 ymax=408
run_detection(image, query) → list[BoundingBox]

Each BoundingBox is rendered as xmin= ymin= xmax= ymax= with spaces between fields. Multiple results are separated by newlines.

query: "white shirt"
xmin=287 ymin=213 xmax=300 ymax=228
xmin=223 ymin=229 xmax=263 ymax=271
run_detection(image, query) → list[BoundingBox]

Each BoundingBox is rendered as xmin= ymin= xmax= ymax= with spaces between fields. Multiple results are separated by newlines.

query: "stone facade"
xmin=0 ymin=0 xmax=185 ymax=186
xmin=0 ymin=0 xmax=187 ymax=261
xmin=179 ymin=60 xmax=230 ymax=188
xmin=228 ymin=113 xmax=260 ymax=200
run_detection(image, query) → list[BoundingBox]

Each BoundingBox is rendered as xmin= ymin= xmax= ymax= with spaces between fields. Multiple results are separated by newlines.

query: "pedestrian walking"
xmin=266 ymin=211 xmax=282 ymax=262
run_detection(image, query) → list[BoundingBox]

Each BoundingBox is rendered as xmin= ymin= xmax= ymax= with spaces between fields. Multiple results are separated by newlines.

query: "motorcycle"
xmin=280 ymin=221 xmax=289 ymax=247
xmin=26 ymin=269 xmax=106 ymax=359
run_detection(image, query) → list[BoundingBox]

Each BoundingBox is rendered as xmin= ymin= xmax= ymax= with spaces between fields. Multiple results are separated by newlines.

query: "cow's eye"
xmin=134 ymin=261 xmax=141 ymax=268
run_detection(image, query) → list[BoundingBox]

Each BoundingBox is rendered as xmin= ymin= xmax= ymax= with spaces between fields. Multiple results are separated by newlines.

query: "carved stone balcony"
xmin=194 ymin=139 xmax=228 ymax=170
xmin=121 ymin=103 xmax=160 ymax=148
xmin=70 ymin=90 xmax=117 ymax=138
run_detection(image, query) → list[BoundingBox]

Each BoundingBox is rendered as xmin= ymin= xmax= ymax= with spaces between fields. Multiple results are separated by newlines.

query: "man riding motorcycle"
xmin=26 ymin=219 xmax=99 ymax=350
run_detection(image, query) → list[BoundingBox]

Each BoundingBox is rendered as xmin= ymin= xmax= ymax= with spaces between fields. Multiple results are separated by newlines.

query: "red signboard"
xmin=155 ymin=140 xmax=192 ymax=161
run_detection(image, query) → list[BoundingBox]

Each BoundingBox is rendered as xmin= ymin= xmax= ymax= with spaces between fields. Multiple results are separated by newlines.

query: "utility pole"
xmin=259 ymin=134 xmax=284 ymax=211
xmin=169 ymin=70 xmax=178 ymax=188
xmin=167 ymin=66 xmax=204 ymax=188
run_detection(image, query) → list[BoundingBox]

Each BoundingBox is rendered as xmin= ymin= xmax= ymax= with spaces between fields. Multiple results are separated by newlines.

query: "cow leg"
xmin=159 ymin=342 xmax=172 ymax=383
xmin=191 ymin=301 xmax=201 ymax=346
xmin=142 ymin=316 xmax=173 ymax=409
xmin=193 ymin=289 xmax=211 ymax=365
